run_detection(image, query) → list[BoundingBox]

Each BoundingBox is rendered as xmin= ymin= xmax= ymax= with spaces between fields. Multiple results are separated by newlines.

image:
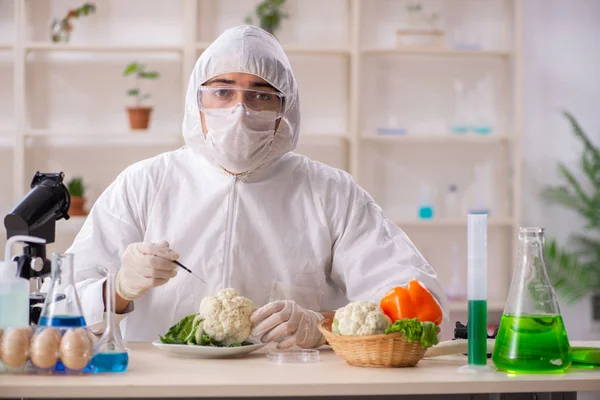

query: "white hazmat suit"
xmin=67 ymin=26 xmax=448 ymax=342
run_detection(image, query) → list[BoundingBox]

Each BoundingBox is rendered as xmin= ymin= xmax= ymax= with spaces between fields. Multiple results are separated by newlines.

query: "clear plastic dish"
xmin=266 ymin=349 xmax=320 ymax=364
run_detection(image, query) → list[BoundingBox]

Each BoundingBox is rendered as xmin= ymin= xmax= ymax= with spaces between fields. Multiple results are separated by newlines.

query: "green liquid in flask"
xmin=492 ymin=314 xmax=572 ymax=373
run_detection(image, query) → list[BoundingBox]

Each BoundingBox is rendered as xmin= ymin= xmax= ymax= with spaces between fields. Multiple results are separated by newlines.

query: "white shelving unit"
xmin=25 ymin=42 xmax=184 ymax=53
xmin=0 ymin=0 xmax=522 ymax=316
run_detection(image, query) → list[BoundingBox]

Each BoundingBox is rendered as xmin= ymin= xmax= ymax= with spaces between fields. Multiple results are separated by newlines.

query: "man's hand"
xmin=251 ymin=300 xmax=326 ymax=349
xmin=115 ymin=241 xmax=180 ymax=302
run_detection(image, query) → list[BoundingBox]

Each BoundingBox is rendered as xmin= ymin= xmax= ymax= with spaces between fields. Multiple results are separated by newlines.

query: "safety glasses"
xmin=197 ymin=86 xmax=285 ymax=117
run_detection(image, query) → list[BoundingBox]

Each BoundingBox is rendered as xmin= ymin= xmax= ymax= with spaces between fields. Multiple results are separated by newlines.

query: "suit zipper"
xmin=222 ymin=175 xmax=238 ymax=287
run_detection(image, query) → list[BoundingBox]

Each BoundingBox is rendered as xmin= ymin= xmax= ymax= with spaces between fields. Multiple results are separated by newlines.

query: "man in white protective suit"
xmin=66 ymin=25 xmax=448 ymax=348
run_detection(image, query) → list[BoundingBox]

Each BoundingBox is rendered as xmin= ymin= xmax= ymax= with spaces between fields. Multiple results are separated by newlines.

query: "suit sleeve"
xmin=329 ymin=183 xmax=448 ymax=318
xmin=62 ymin=163 xmax=158 ymax=334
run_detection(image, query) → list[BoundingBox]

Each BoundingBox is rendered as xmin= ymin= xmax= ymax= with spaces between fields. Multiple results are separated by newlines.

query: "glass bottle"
xmin=418 ymin=184 xmax=434 ymax=220
xmin=91 ymin=271 xmax=129 ymax=373
xmin=449 ymin=79 xmax=469 ymax=134
xmin=472 ymin=75 xmax=494 ymax=135
xmin=492 ymin=227 xmax=572 ymax=373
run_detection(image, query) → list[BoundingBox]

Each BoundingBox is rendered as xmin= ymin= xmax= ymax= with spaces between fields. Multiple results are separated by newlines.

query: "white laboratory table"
xmin=0 ymin=342 xmax=599 ymax=399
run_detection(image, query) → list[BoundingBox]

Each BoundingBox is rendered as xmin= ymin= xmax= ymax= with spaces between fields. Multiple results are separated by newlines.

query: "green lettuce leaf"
xmin=385 ymin=318 xmax=438 ymax=348
xmin=159 ymin=313 xmax=253 ymax=347
xmin=159 ymin=314 xmax=197 ymax=344
xmin=420 ymin=322 xmax=439 ymax=347
xmin=185 ymin=316 xmax=203 ymax=345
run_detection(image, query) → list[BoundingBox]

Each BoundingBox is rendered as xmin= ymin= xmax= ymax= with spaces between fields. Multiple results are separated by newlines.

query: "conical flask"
xmin=39 ymin=253 xmax=87 ymax=327
xmin=492 ymin=227 xmax=572 ymax=373
xmin=36 ymin=253 xmax=94 ymax=374
xmin=91 ymin=271 xmax=129 ymax=373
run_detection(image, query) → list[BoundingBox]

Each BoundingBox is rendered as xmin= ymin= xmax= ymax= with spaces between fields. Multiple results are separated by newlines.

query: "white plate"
xmin=152 ymin=340 xmax=267 ymax=359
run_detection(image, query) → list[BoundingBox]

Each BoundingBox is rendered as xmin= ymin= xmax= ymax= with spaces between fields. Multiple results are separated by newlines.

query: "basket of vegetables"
xmin=318 ymin=280 xmax=442 ymax=368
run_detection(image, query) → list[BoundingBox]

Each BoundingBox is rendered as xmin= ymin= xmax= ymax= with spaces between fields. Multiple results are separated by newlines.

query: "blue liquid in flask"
xmin=39 ymin=315 xmax=93 ymax=372
xmin=39 ymin=315 xmax=86 ymax=327
xmin=450 ymin=125 xmax=469 ymax=134
xmin=419 ymin=206 xmax=434 ymax=220
xmin=92 ymin=352 xmax=129 ymax=373
xmin=472 ymin=126 xmax=492 ymax=135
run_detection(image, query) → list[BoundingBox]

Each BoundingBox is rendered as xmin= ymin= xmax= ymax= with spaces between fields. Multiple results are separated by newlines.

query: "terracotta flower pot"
xmin=127 ymin=107 xmax=153 ymax=130
xmin=69 ymin=196 xmax=87 ymax=216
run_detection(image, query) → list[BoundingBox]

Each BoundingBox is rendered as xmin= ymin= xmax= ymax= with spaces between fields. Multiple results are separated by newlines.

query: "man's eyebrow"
xmin=204 ymin=78 xmax=278 ymax=92
xmin=250 ymin=81 xmax=277 ymax=90
xmin=205 ymin=78 xmax=236 ymax=86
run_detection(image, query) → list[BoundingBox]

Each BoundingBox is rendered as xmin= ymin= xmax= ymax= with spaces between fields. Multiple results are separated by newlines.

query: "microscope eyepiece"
xmin=4 ymin=171 xmax=71 ymax=244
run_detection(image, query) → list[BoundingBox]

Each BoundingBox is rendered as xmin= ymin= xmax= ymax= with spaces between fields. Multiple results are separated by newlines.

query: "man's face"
xmin=199 ymin=73 xmax=280 ymax=136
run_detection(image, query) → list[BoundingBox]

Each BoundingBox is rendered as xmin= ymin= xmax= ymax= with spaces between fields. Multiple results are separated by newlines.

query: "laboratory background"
xmin=0 ymin=0 xmax=599 ymax=351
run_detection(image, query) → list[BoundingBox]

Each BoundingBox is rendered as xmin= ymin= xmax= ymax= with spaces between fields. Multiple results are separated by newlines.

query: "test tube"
xmin=467 ymin=214 xmax=488 ymax=366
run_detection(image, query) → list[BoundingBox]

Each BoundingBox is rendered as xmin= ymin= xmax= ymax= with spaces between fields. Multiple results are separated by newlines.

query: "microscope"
xmin=4 ymin=171 xmax=71 ymax=324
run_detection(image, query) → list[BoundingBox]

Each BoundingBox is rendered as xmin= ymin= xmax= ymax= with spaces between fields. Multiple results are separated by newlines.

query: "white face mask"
xmin=203 ymin=105 xmax=277 ymax=174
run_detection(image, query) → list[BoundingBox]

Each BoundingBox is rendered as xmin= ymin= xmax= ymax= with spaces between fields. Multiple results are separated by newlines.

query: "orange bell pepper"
xmin=380 ymin=280 xmax=443 ymax=325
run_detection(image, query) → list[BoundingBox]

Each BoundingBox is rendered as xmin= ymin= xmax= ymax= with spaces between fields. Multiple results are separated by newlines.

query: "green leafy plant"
xmin=67 ymin=177 xmax=85 ymax=197
xmin=123 ymin=62 xmax=160 ymax=107
xmin=244 ymin=0 xmax=288 ymax=36
xmin=541 ymin=111 xmax=600 ymax=304
xmin=66 ymin=3 xmax=96 ymax=20
xmin=62 ymin=3 xmax=96 ymax=32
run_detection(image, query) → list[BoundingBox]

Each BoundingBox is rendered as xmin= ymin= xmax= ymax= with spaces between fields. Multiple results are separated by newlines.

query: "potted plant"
xmin=244 ymin=0 xmax=288 ymax=37
xmin=50 ymin=2 xmax=96 ymax=43
xmin=542 ymin=111 xmax=600 ymax=319
xmin=123 ymin=62 xmax=160 ymax=130
xmin=67 ymin=177 xmax=87 ymax=216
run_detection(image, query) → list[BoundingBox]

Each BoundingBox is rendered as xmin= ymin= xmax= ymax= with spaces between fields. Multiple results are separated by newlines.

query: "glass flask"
xmin=449 ymin=79 xmax=469 ymax=134
xmin=91 ymin=271 xmax=129 ymax=373
xmin=37 ymin=253 xmax=94 ymax=374
xmin=492 ymin=227 xmax=572 ymax=373
xmin=39 ymin=253 xmax=86 ymax=328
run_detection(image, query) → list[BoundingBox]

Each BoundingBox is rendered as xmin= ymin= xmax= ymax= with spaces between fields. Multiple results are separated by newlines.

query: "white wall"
xmin=522 ymin=0 xmax=600 ymax=340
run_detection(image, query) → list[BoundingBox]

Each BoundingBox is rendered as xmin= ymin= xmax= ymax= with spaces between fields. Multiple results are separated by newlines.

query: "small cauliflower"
xmin=333 ymin=300 xmax=391 ymax=336
xmin=198 ymin=288 xmax=255 ymax=346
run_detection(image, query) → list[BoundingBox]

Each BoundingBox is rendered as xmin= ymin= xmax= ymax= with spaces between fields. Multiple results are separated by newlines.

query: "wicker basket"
xmin=318 ymin=318 xmax=429 ymax=368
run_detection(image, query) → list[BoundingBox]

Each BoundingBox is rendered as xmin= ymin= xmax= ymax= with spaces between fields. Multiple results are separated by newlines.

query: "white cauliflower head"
xmin=333 ymin=300 xmax=391 ymax=336
xmin=198 ymin=288 xmax=255 ymax=345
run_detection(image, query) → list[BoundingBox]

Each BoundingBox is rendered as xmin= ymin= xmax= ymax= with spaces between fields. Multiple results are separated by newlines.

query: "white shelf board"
xmin=449 ymin=300 xmax=505 ymax=313
xmin=298 ymin=133 xmax=348 ymax=145
xmin=361 ymin=48 xmax=512 ymax=57
xmin=23 ymin=131 xmax=346 ymax=148
xmin=196 ymin=42 xmax=350 ymax=55
xmin=396 ymin=218 xmax=514 ymax=228
xmin=0 ymin=44 xmax=13 ymax=51
xmin=25 ymin=130 xmax=182 ymax=147
xmin=25 ymin=42 xmax=183 ymax=53
xmin=282 ymin=45 xmax=350 ymax=55
xmin=363 ymin=134 xmax=510 ymax=144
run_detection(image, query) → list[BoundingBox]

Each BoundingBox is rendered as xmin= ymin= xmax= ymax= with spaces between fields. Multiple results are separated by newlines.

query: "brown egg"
xmin=59 ymin=328 xmax=93 ymax=370
xmin=30 ymin=328 xmax=61 ymax=369
xmin=0 ymin=328 xmax=32 ymax=368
